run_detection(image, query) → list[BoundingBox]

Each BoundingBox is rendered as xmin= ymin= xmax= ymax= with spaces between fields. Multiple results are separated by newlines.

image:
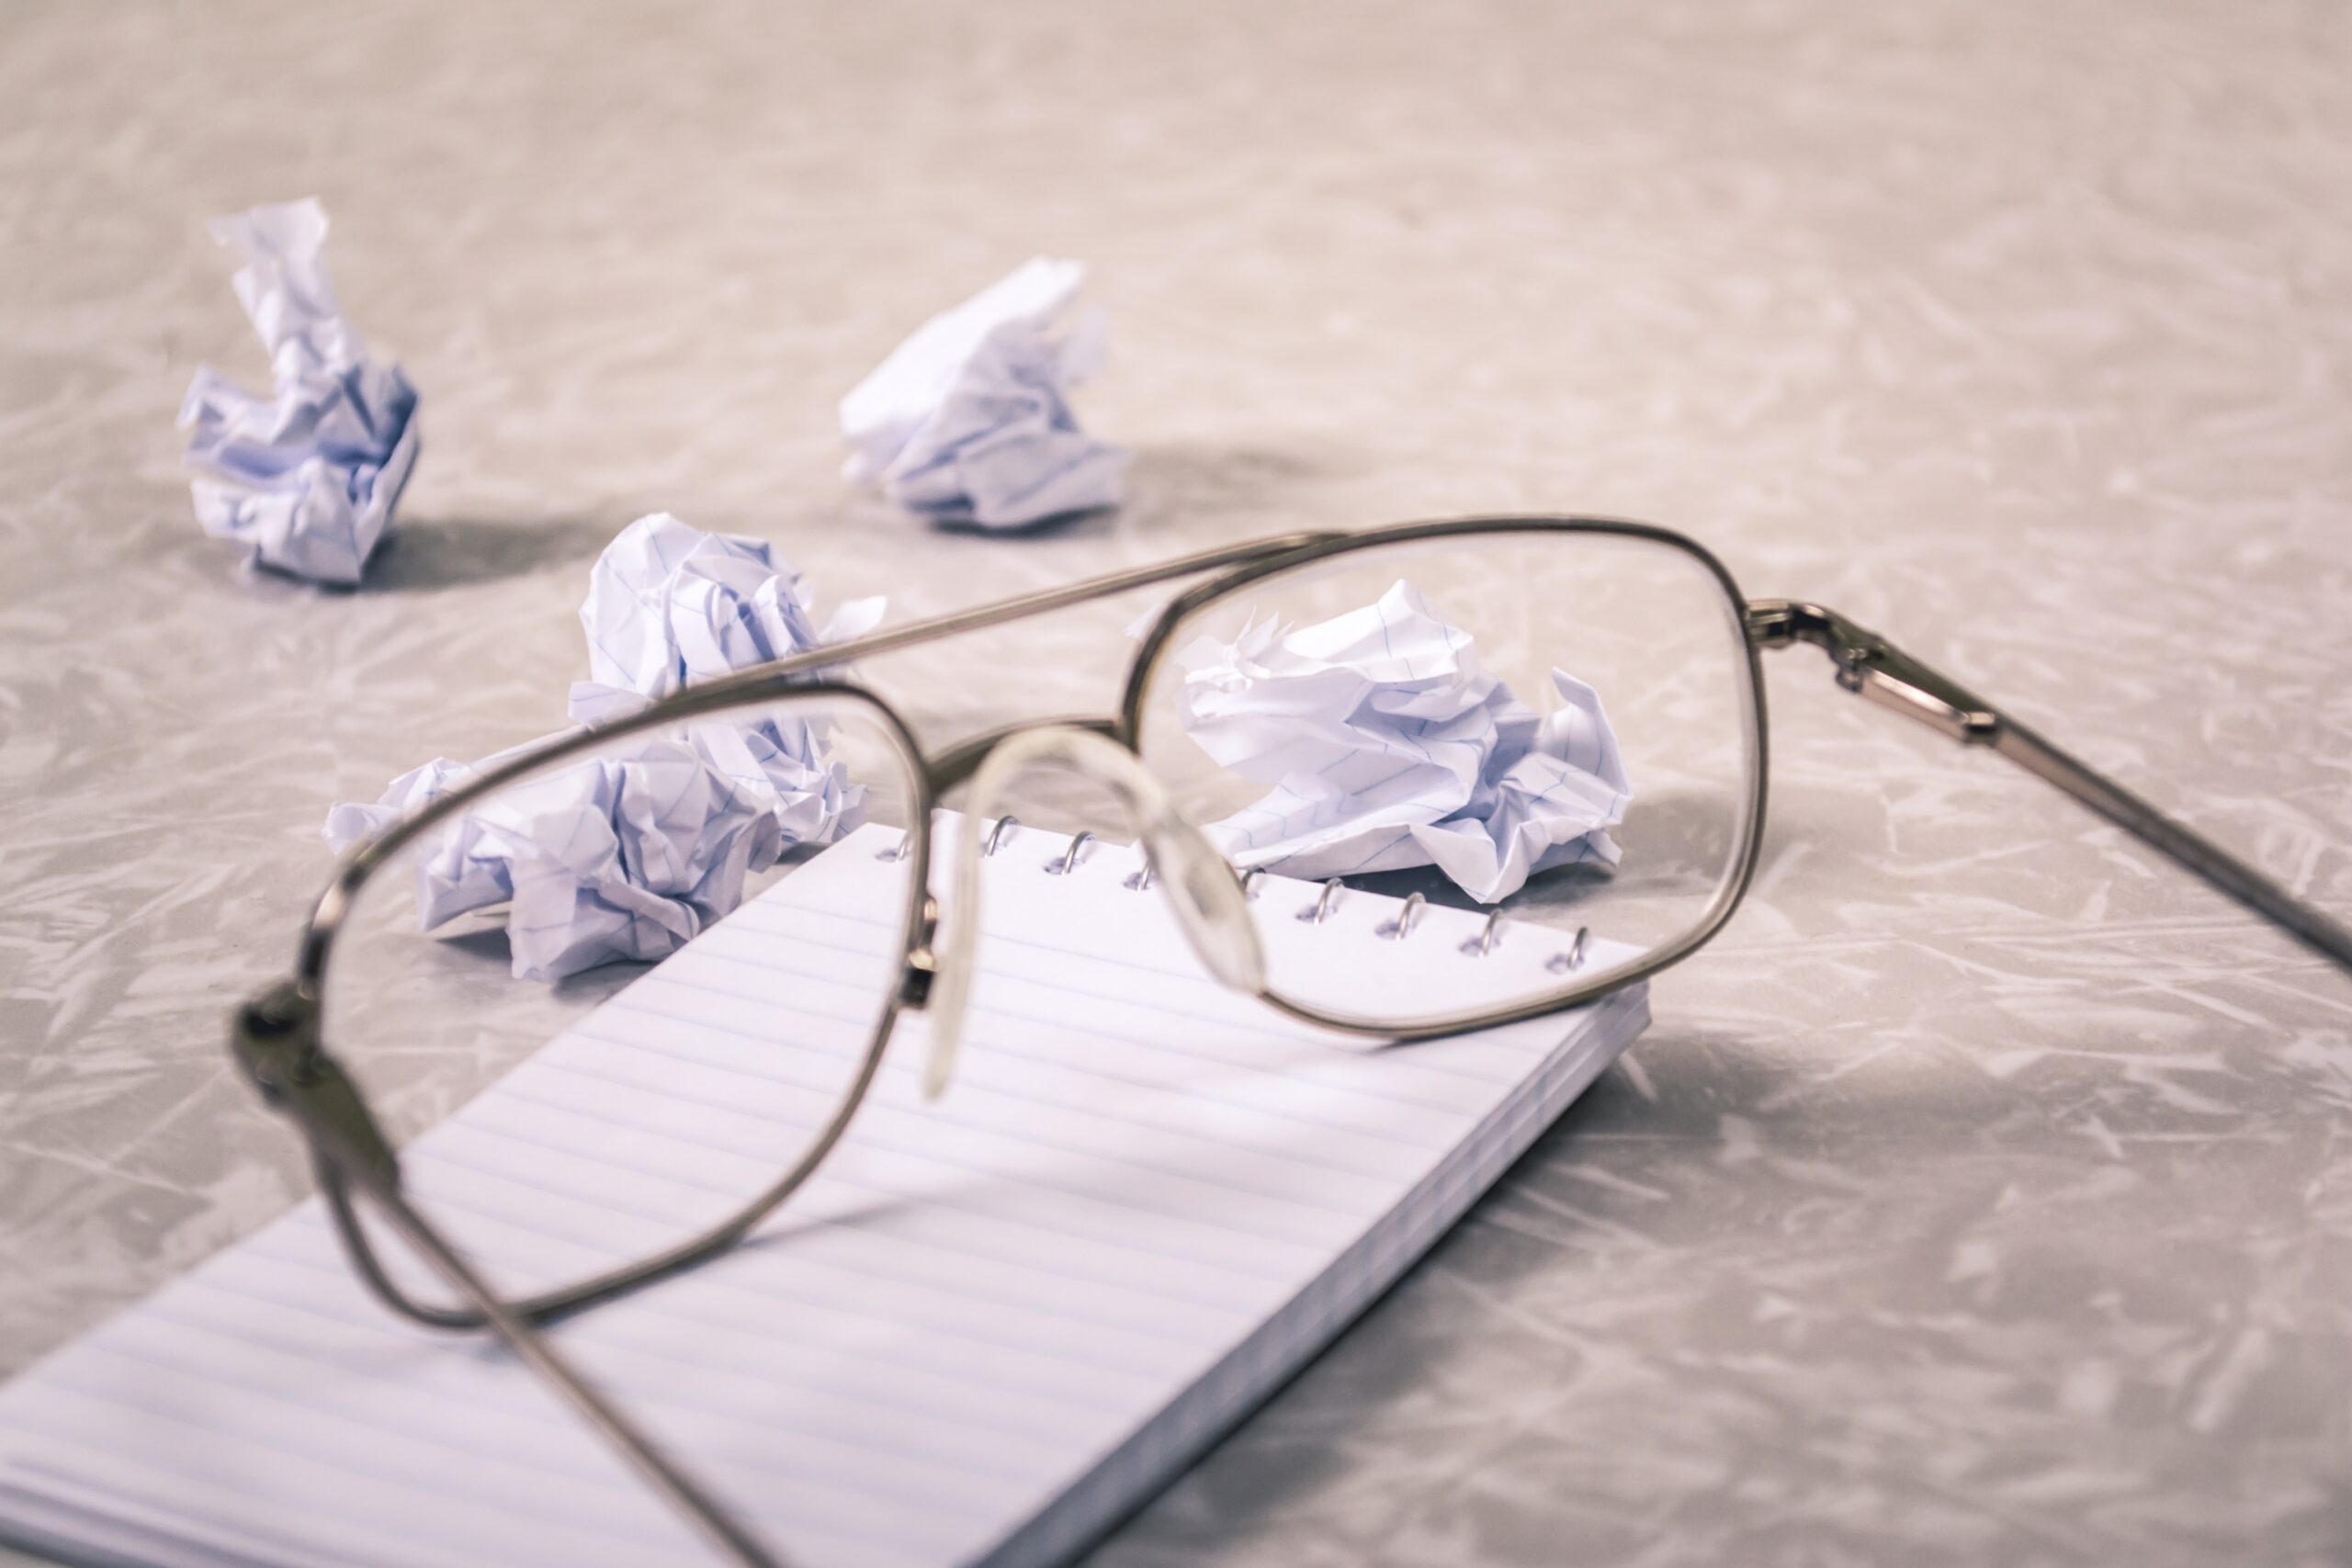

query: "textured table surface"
xmin=5 ymin=4 xmax=2351 ymax=1564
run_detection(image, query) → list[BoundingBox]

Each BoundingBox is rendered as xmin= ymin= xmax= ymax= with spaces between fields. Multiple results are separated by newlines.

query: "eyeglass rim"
xmin=302 ymin=681 xmax=941 ymax=1330
xmin=1116 ymin=515 xmax=1772 ymax=1040
xmin=289 ymin=513 xmax=1767 ymax=1326
xmin=298 ymin=514 xmax=1753 ymax=993
xmin=284 ymin=533 xmax=1333 ymax=1330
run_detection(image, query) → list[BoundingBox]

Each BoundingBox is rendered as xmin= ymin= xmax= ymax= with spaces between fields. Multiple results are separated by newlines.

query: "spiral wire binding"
xmin=1046 ymin=831 xmax=1095 ymax=876
xmin=1029 ymin=846 xmax=1591 ymax=977
xmin=1462 ymin=908 xmax=1506 ymax=957
xmin=1544 ymin=926 xmax=1591 ymax=974
xmin=981 ymin=816 xmax=1021 ymax=857
xmin=1375 ymin=892 xmax=1426 ymax=941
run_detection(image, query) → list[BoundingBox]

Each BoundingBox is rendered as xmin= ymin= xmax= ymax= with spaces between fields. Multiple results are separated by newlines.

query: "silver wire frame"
xmin=228 ymin=514 xmax=2352 ymax=1568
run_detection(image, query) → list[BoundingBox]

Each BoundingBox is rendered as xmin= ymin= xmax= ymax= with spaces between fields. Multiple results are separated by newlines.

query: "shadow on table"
xmin=1121 ymin=441 xmax=1333 ymax=526
xmin=360 ymin=517 xmax=617 ymax=593
xmin=1082 ymin=1024 xmax=1758 ymax=1558
xmin=922 ymin=442 xmax=1338 ymax=545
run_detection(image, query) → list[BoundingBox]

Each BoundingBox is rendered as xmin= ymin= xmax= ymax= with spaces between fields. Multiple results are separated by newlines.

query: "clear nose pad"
xmin=924 ymin=725 xmax=1266 ymax=1100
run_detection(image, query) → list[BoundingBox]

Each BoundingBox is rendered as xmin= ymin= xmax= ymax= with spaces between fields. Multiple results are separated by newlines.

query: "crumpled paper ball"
xmin=565 ymin=511 xmax=886 ymax=724
xmin=179 ymin=199 xmax=419 ymax=585
xmin=840 ymin=256 xmax=1129 ymax=529
xmin=1170 ymin=579 xmax=1632 ymax=904
xmin=324 ymin=515 xmax=885 ymax=980
xmin=322 ymin=743 xmax=786 ymax=981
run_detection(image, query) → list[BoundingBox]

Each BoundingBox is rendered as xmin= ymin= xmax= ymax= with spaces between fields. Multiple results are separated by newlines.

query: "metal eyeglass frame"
xmin=227 ymin=514 xmax=2352 ymax=1568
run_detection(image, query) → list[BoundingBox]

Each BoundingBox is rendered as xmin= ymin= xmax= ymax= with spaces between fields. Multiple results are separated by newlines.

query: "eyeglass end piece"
xmin=1748 ymin=598 xmax=2000 ymax=745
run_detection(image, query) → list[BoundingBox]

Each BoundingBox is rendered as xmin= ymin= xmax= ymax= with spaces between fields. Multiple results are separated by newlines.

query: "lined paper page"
xmin=0 ymin=818 xmax=1647 ymax=1568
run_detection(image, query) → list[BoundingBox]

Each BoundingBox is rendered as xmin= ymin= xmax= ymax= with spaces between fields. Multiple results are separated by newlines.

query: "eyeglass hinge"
xmin=1747 ymin=598 xmax=2003 ymax=747
xmin=231 ymin=982 xmax=401 ymax=1190
xmin=231 ymin=982 xmax=322 ymax=1096
xmin=898 ymin=897 xmax=940 ymax=1010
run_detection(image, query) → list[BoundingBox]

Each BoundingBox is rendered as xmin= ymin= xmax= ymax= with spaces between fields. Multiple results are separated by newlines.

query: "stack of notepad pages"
xmin=0 ymin=819 xmax=1648 ymax=1568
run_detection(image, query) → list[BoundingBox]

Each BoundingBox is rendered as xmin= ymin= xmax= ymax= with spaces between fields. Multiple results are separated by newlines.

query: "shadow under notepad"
xmin=1068 ymin=1027 xmax=1732 ymax=1562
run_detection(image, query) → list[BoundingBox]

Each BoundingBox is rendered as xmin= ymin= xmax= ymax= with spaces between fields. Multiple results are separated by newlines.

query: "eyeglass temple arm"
xmin=1745 ymin=599 xmax=2352 ymax=974
xmin=230 ymin=987 xmax=788 ymax=1568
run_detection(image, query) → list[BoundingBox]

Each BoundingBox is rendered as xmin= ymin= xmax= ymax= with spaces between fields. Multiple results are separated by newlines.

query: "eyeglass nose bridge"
xmin=921 ymin=716 xmax=1122 ymax=799
xmin=922 ymin=724 xmax=1268 ymax=1100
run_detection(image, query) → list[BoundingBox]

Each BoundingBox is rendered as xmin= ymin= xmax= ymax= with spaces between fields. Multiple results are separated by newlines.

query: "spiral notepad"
xmin=0 ymin=816 xmax=1649 ymax=1568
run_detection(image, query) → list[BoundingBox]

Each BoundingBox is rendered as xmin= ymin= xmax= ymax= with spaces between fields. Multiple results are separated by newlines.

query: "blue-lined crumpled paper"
xmin=1169 ymin=580 xmax=1632 ymax=904
xmin=324 ymin=515 xmax=885 ymax=980
xmin=565 ymin=512 xmax=886 ymax=726
xmin=322 ymin=741 xmax=787 ymax=981
xmin=179 ymin=199 xmax=419 ymax=584
xmin=840 ymin=256 xmax=1129 ymax=529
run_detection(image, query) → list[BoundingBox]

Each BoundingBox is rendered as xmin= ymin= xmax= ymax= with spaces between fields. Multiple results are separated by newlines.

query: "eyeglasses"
xmin=231 ymin=515 xmax=2352 ymax=1567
